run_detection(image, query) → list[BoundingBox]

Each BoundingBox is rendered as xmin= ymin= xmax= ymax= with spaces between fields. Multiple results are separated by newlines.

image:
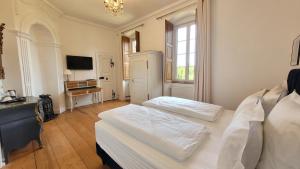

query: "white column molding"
xmin=16 ymin=31 xmax=33 ymax=96
xmin=54 ymin=45 xmax=66 ymax=113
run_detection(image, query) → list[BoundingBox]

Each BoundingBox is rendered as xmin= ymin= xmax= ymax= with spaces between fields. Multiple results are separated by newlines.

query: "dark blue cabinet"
xmin=0 ymin=97 xmax=41 ymax=163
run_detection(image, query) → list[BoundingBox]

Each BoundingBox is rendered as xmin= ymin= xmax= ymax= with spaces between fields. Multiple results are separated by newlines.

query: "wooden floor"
xmin=2 ymin=100 xmax=129 ymax=169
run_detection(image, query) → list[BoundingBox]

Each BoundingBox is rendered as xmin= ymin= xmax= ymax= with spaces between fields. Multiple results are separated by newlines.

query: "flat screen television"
xmin=66 ymin=55 xmax=93 ymax=70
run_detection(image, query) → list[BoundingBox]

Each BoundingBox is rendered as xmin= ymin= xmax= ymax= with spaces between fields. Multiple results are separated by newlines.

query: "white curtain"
xmin=0 ymin=146 xmax=3 ymax=167
xmin=194 ymin=0 xmax=211 ymax=102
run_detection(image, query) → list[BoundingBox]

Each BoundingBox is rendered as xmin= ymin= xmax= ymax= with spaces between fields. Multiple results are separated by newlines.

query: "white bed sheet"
xmin=99 ymin=104 xmax=209 ymax=161
xmin=95 ymin=109 xmax=234 ymax=169
xmin=143 ymin=97 xmax=223 ymax=122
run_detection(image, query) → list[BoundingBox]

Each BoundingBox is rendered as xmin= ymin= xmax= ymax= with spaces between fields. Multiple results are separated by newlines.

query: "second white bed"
xmin=95 ymin=109 xmax=234 ymax=169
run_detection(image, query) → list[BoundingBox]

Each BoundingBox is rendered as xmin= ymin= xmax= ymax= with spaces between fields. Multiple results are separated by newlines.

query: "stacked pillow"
xmin=256 ymin=91 xmax=300 ymax=169
xmin=217 ymin=82 xmax=293 ymax=169
xmin=217 ymin=90 xmax=266 ymax=169
xmin=261 ymin=82 xmax=288 ymax=117
xmin=235 ymin=89 xmax=267 ymax=113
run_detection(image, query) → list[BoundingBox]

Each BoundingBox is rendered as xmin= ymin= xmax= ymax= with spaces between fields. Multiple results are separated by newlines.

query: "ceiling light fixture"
xmin=104 ymin=0 xmax=124 ymax=16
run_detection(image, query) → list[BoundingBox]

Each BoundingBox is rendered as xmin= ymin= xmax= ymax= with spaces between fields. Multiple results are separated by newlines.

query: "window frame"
xmin=130 ymin=38 xmax=137 ymax=54
xmin=173 ymin=21 xmax=196 ymax=83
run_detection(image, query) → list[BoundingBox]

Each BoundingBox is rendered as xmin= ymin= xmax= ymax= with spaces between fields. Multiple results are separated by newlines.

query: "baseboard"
xmin=0 ymin=159 xmax=4 ymax=168
xmin=0 ymin=145 xmax=4 ymax=167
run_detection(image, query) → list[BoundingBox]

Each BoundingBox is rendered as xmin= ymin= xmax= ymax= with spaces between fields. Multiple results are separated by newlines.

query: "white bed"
xmin=95 ymin=109 xmax=234 ymax=169
xmin=143 ymin=96 xmax=223 ymax=122
xmin=99 ymin=104 xmax=209 ymax=161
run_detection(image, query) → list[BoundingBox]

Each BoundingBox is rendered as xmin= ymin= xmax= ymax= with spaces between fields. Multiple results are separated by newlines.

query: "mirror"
xmin=291 ymin=35 xmax=300 ymax=66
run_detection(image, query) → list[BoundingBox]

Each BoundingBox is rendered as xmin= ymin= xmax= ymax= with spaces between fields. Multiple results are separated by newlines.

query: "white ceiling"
xmin=46 ymin=0 xmax=183 ymax=28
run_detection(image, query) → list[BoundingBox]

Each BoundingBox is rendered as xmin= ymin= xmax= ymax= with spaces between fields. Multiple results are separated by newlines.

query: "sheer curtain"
xmin=194 ymin=0 xmax=211 ymax=102
xmin=0 ymin=146 xmax=3 ymax=167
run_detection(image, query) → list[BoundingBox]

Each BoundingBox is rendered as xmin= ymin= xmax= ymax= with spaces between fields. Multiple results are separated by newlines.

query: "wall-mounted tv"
xmin=66 ymin=55 xmax=93 ymax=70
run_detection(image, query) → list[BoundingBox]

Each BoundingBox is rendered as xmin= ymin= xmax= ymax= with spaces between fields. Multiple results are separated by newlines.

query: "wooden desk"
xmin=65 ymin=80 xmax=103 ymax=111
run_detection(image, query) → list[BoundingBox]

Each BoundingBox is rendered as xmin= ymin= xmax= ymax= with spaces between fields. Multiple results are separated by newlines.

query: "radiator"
xmin=170 ymin=84 xmax=194 ymax=100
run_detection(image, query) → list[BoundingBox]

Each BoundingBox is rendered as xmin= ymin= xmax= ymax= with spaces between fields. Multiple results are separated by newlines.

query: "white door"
xmin=130 ymin=57 xmax=148 ymax=104
xmin=96 ymin=55 xmax=116 ymax=101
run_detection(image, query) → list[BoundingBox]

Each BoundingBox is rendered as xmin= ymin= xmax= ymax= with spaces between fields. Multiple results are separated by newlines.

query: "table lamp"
xmin=64 ymin=69 xmax=72 ymax=81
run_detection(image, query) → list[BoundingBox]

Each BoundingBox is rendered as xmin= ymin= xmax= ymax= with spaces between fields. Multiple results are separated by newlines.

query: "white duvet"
xmin=99 ymin=104 xmax=209 ymax=161
xmin=143 ymin=96 xmax=223 ymax=122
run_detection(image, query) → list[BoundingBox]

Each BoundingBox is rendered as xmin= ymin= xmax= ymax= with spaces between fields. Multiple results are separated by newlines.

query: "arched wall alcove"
xmin=18 ymin=13 xmax=60 ymax=44
xmin=11 ymin=3 xmax=65 ymax=113
xmin=29 ymin=23 xmax=61 ymax=112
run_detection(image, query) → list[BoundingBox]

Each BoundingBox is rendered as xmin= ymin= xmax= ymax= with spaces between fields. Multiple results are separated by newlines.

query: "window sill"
xmin=171 ymin=80 xmax=194 ymax=85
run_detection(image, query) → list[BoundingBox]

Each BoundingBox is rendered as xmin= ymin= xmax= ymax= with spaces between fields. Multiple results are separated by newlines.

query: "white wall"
xmin=0 ymin=0 xmax=119 ymax=111
xmin=0 ymin=0 xmax=18 ymax=166
xmin=30 ymin=40 xmax=44 ymax=96
xmin=116 ymin=1 xmax=197 ymax=99
xmin=29 ymin=24 xmax=61 ymax=112
xmin=118 ymin=0 xmax=300 ymax=109
xmin=58 ymin=18 xmax=118 ymax=107
xmin=2 ymin=30 xmax=23 ymax=95
xmin=211 ymin=0 xmax=300 ymax=109
xmin=2 ymin=0 xmax=300 ymax=111
xmin=0 ymin=0 xmax=23 ymax=97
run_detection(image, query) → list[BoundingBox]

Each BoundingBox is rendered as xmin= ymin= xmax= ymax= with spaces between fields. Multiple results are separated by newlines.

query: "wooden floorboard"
xmin=2 ymin=100 xmax=129 ymax=169
xmin=33 ymin=132 xmax=60 ymax=169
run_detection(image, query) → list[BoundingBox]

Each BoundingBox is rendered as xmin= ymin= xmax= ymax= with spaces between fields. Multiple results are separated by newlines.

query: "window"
xmin=174 ymin=23 xmax=196 ymax=82
xmin=131 ymin=39 xmax=137 ymax=53
xmin=122 ymin=31 xmax=140 ymax=80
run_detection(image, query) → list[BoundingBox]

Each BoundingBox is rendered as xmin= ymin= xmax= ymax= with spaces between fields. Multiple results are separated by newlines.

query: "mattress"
xmin=143 ymin=97 xmax=223 ymax=122
xmin=95 ymin=109 xmax=234 ymax=169
xmin=99 ymin=104 xmax=209 ymax=161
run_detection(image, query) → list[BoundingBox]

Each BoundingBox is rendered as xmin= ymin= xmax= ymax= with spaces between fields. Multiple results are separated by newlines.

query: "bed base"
xmin=96 ymin=143 xmax=123 ymax=169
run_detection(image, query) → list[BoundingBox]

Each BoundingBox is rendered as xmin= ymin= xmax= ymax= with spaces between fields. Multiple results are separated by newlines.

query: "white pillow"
xmin=257 ymin=91 xmax=300 ymax=169
xmin=241 ymin=121 xmax=263 ymax=169
xmin=236 ymin=89 xmax=267 ymax=113
xmin=217 ymin=98 xmax=264 ymax=169
xmin=262 ymin=84 xmax=288 ymax=116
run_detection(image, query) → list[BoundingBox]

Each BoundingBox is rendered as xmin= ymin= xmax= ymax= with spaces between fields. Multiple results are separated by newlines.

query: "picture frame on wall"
xmin=291 ymin=35 xmax=300 ymax=66
xmin=0 ymin=23 xmax=5 ymax=79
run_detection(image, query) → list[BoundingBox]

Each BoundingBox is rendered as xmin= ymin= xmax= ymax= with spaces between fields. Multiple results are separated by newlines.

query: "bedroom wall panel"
xmin=0 ymin=0 xmax=23 ymax=99
xmin=116 ymin=0 xmax=197 ymax=100
xmin=58 ymin=18 xmax=118 ymax=108
xmin=118 ymin=0 xmax=300 ymax=109
xmin=211 ymin=0 xmax=300 ymax=109
xmin=0 ymin=0 xmax=119 ymax=112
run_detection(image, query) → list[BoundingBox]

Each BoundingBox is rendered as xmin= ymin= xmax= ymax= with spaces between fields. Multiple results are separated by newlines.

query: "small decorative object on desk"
xmin=291 ymin=35 xmax=300 ymax=66
xmin=0 ymin=90 xmax=26 ymax=104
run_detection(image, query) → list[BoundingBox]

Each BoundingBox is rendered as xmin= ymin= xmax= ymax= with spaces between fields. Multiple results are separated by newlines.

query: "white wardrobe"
xmin=129 ymin=51 xmax=163 ymax=104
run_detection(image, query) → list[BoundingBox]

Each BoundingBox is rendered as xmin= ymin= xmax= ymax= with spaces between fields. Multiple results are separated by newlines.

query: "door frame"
xmin=95 ymin=52 xmax=117 ymax=101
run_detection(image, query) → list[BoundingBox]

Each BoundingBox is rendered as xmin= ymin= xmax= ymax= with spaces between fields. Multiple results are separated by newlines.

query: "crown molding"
xmin=40 ymin=0 xmax=197 ymax=32
xmin=117 ymin=0 xmax=197 ymax=31
xmin=42 ymin=0 xmax=115 ymax=30
xmin=62 ymin=15 xmax=113 ymax=31
xmin=41 ymin=0 xmax=64 ymax=16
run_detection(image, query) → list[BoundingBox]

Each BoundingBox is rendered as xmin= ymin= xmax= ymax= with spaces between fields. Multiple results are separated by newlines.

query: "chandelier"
xmin=104 ymin=0 xmax=124 ymax=15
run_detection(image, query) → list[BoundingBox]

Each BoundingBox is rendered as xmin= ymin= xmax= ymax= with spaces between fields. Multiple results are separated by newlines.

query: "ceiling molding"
xmin=41 ymin=0 xmax=64 ymax=16
xmin=41 ymin=0 xmax=197 ymax=32
xmin=117 ymin=0 xmax=197 ymax=31
xmin=62 ymin=15 xmax=113 ymax=31
xmin=42 ymin=0 xmax=115 ymax=30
